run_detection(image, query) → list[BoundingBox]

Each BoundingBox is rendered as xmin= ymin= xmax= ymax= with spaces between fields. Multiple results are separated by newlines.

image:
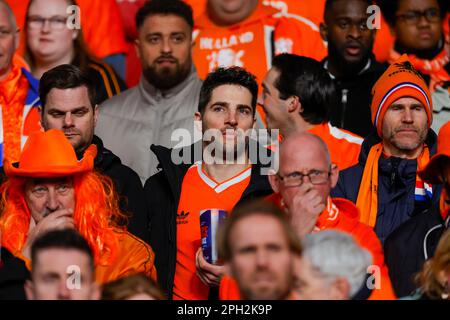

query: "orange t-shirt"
xmin=308 ymin=122 xmax=362 ymax=171
xmin=193 ymin=3 xmax=326 ymax=83
xmin=173 ymin=162 xmax=251 ymax=300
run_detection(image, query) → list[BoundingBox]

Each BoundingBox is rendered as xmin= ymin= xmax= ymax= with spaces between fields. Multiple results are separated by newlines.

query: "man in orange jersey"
xmin=331 ymin=55 xmax=440 ymax=244
xmin=261 ymin=54 xmax=363 ymax=171
xmin=193 ymin=0 xmax=327 ymax=83
xmin=218 ymin=199 xmax=301 ymax=300
xmin=0 ymin=129 xmax=157 ymax=285
xmin=144 ymin=66 xmax=274 ymax=299
xmin=320 ymin=0 xmax=387 ymax=137
xmin=25 ymin=229 xmax=101 ymax=300
xmin=219 ymin=132 xmax=396 ymax=300
xmin=0 ymin=1 xmax=41 ymax=166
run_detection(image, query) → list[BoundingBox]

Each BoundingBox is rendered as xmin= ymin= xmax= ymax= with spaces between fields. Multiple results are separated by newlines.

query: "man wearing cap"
xmin=332 ymin=54 xmax=441 ymax=244
xmin=0 ymin=129 xmax=157 ymax=285
xmin=384 ymin=121 xmax=450 ymax=297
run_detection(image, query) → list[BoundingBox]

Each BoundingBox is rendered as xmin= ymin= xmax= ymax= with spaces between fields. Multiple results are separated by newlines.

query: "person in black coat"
xmin=384 ymin=121 xmax=450 ymax=297
xmin=320 ymin=0 xmax=387 ymax=137
xmin=38 ymin=64 xmax=149 ymax=242
xmin=0 ymin=247 xmax=29 ymax=300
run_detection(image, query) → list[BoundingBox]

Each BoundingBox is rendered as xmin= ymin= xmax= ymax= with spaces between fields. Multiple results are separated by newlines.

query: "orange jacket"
xmin=219 ymin=195 xmax=396 ymax=300
xmin=17 ymin=230 xmax=157 ymax=285
xmin=193 ymin=2 xmax=326 ymax=83
xmin=308 ymin=122 xmax=362 ymax=171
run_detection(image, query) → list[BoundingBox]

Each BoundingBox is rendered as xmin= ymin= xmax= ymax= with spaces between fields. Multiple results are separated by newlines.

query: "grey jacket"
xmin=95 ymin=66 xmax=202 ymax=183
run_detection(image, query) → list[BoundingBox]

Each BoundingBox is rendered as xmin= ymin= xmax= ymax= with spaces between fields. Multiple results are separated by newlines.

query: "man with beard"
xmin=320 ymin=0 xmax=387 ymax=137
xmin=96 ymin=0 xmax=202 ymax=183
xmin=38 ymin=64 xmax=149 ymax=243
xmin=217 ymin=200 xmax=301 ymax=300
xmin=332 ymin=54 xmax=441 ymax=244
xmin=384 ymin=121 xmax=450 ymax=297
xmin=144 ymin=66 xmax=273 ymax=299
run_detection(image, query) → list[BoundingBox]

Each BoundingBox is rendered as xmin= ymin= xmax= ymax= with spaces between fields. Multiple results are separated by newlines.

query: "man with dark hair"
xmin=39 ymin=64 xmax=149 ymax=243
xmin=217 ymin=199 xmax=301 ymax=300
xmin=320 ymin=0 xmax=387 ymax=137
xmin=25 ymin=229 xmax=100 ymax=300
xmin=144 ymin=66 xmax=273 ymax=299
xmin=96 ymin=0 xmax=203 ymax=183
xmin=261 ymin=53 xmax=363 ymax=171
xmin=379 ymin=0 xmax=449 ymax=132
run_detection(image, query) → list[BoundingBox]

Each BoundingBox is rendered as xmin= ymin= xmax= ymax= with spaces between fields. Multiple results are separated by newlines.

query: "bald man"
xmin=268 ymin=132 xmax=396 ymax=299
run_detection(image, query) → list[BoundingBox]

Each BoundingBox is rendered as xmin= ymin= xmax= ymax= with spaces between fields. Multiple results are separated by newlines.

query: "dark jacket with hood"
xmin=0 ymin=247 xmax=29 ymax=300
xmin=144 ymin=143 xmax=274 ymax=298
xmin=331 ymin=130 xmax=441 ymax=244
xmin=322 ymin=56 xmax=387 ymax=138
xmin=84 ymin=135 xmax=149 ymax=243
xmin=384 ymin=202 xmax=448 ymax=297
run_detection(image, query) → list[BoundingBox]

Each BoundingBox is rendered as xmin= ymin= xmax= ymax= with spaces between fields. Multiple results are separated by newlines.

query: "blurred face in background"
xmin=136 ymin=14 xmax=192 ymax=90
xmin=321 ymin=0 xmax=376 ymax=71
xmin=0 ymin=3 xmax=19 ymax=80
xmin=393 ymin=0 xmax=443 ymax=52
xmin=26 ymin=0 xmax=77 ymax=67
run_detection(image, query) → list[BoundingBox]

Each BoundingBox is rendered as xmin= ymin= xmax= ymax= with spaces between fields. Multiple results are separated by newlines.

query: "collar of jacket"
xmin=138 ymin=64 xmax=199 ymax=102
xmin=358 ymin=128 xmax=438 ymax=165
xmin=321 ymin=55 xmax=385 ymax=81
xmin=150 ymin=142 xmax=273 ymax=200
xmin=195 ymin=2 xmax=278 ymax=30
xmin=76 ymin=135 xmax=119 ymax=170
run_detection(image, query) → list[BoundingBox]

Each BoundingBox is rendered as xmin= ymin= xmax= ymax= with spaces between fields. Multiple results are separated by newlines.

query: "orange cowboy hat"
xmin=4 ymin=129 xmax=97 ymax=178
xmin=419 ymin=121 xmax=450 ymax=184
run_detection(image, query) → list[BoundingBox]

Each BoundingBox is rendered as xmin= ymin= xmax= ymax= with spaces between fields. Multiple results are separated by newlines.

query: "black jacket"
xmin=83 ymin=135 xmax=149 ymax=243
xmin=0 ymin=247 xmax=29 ymax=300
xmin=144 ymin=143 xmax=274 ymax=298
xmin=384 ymin=203 xmax=448 ymax=298
xmin=322 ymin=56 xmax=387 ymax=138
xmin=331 ymin=130 xmax=441 ymax=244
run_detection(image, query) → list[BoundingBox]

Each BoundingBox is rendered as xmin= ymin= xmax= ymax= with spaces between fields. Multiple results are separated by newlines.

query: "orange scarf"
xmin=0 ymin=64 xmax=29 ymax=163
xmin=356 ymin=143 xmax=430 ymax=227
xmin=389 ymin=40 xmax=450 ymax=92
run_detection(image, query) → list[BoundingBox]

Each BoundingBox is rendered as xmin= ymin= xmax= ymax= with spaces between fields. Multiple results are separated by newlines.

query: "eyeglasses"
xmin=396 ymin=8 xmax=441 ymax=25
xmin=277 ymin=167 xmax=332 ymax=187
xmin=27 ymin=16 xmax=68 ymax=30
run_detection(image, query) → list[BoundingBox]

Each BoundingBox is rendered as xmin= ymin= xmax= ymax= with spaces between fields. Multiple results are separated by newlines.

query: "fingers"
xmin=196 ymin=248 xmax=224 ymax=287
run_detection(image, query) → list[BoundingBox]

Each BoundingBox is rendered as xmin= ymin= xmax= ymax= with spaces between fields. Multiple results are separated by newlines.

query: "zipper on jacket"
xmin=340 ymin=88 xmax=348 ymax=128
xmin=390 ymin=158 xmax=401 ymax=189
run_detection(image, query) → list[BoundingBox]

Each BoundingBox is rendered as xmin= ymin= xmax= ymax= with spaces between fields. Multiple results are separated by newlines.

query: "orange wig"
xmin=0 ymin=171 xmax=128 ymax=266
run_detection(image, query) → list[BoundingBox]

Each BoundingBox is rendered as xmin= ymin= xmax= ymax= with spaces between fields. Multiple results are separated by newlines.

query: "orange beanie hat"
xmin=371 ymin=54 xmax=432 ymax=137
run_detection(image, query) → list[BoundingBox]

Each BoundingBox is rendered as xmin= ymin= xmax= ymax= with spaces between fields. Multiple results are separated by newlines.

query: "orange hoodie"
xmin=219 ymin=194 xmax=396 ymax=300
xmin=193 ymin=3 xmax=327 ymax=83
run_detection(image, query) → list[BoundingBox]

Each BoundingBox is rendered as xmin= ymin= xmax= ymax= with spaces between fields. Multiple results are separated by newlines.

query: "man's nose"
xmin=63 ymin=113 xmax=74 ymax=127
xmin=46 ymin=190 xmax=60 ymax=211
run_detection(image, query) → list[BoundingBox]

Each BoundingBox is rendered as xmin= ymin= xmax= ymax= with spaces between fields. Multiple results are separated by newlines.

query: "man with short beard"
xmin=96 ymin=0 xmax=202 ymax=183
xmin=332 ymin=54 xmax=441 ymax=244
xmin=320 ymin=0 xmax=387 ymax=137
xmin=217 ymin=200 xmax=301 ymax=300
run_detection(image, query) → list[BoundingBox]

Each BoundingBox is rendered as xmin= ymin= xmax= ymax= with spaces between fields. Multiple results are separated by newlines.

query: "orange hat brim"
xmin=4 ymin=145 xmax=97 ymax=178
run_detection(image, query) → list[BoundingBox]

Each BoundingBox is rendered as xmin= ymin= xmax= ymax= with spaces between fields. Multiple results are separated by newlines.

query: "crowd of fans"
xmin=0 ymin=0 xmax=449 ymax=301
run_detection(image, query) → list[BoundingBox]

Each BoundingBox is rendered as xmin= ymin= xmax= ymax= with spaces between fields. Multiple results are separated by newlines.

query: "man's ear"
xmin=268 ymin=171 xmax=280 ymax=193
xmin=90 ymin=282 xmax=101 ymax=300
xmin=287 ymin=96 xmax=301 ymax=114
xmin=24 ymin=279 xmax=34 ymax=300
xmin=14 ymin=28 xmax=20 ymax=51
xmin=93 ymin=104 xmax=99 ymax=127
xmin=319 ymin=23 xmax=328 ymax=42
xmin=134 ymin=39 xmax=141 ymax=60
xmin=330 ymin=163 xmax=339 ymax=189
xmin=329 ymin=277 xmax=351 ymax=300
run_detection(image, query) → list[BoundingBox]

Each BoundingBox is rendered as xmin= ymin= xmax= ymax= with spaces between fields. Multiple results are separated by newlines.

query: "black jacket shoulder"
xmin=384 ymin=203 xmax=445 ymax=297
